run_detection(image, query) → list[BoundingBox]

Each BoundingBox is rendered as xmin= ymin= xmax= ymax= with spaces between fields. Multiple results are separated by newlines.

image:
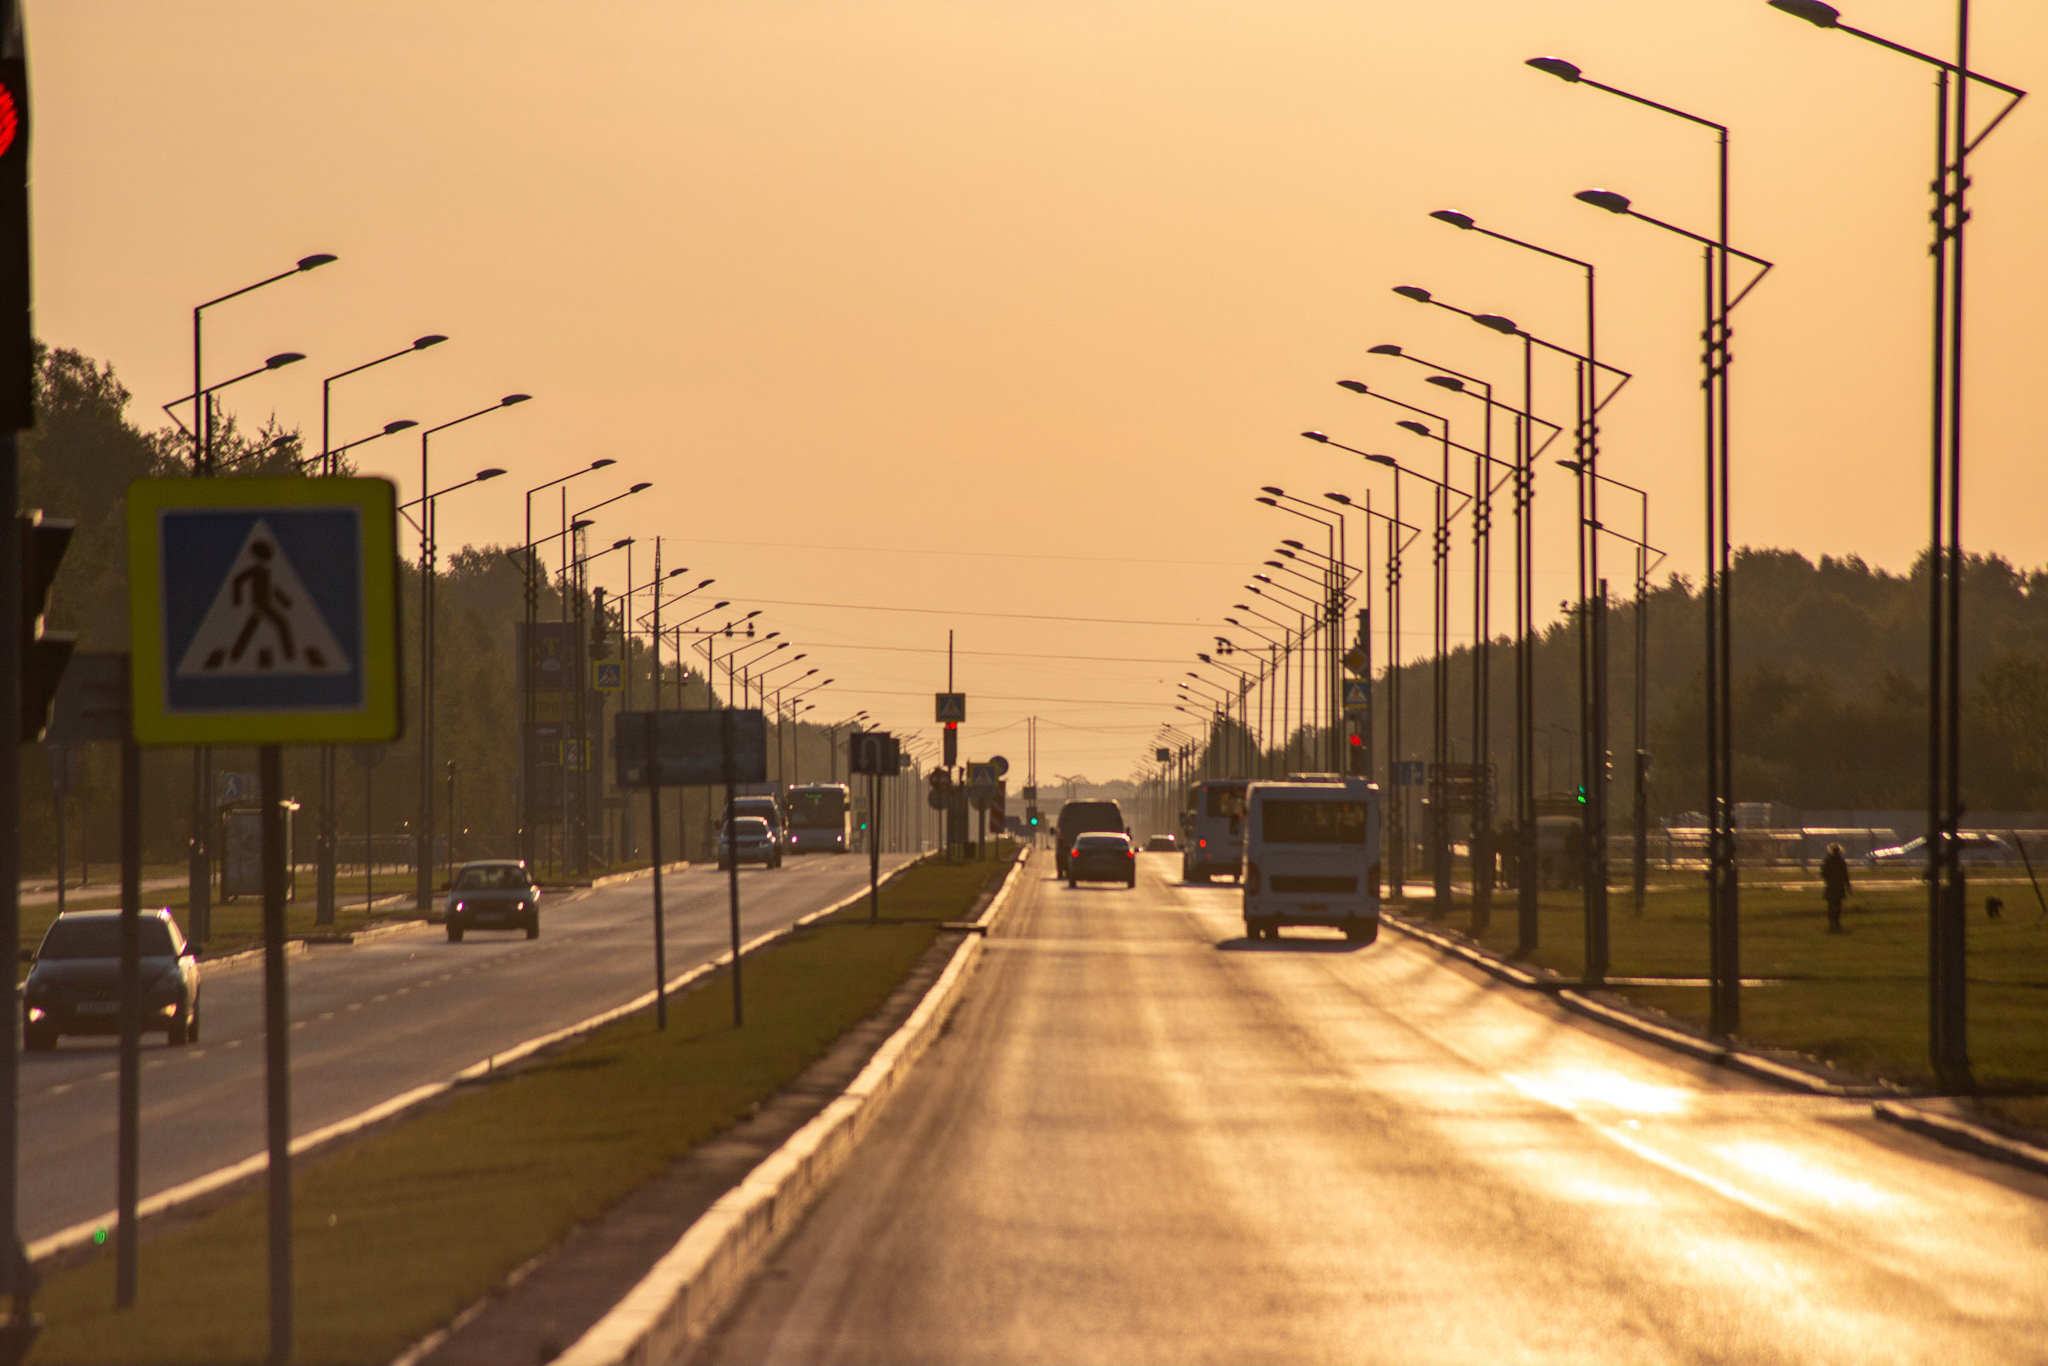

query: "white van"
xmin=1242 ymin=777 xmax=1380 ymax=943
xmin=1181 ymin=779 xmax=1249 ymax=883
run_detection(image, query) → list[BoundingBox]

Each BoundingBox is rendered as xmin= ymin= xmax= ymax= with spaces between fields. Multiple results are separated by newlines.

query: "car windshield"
xmin=727 ymin=818 xmax=769 ymax=838
xmin=38 ymin=916 xmax=176 ymax=959
xmin=454 ymin=865 xmax=528 ymax=890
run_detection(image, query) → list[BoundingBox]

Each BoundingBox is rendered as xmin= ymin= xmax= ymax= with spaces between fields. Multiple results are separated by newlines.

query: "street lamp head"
xmin=1197 ymin=653 xmax=1213 ymax=663
xmin=1367 ymin=454 xmax=1399 ymax=469
xmin=1392 ymin=285 xmax=1432 ymax=303
xmin=1254 ymin=496 xmax=1278 ymax=507
xmin=571 ymin=518 xmax=595 ymax=531
xmin=264 ymin=352 xmax=306 ymax=370
xmin=696 ymin=577 xmax=715 ymax=588
xmin=1474 ymin=314 xmax=1520 ymax=335
xmin=1367 ymin=344 xmax=1403 ymax=356
xmin=628 ymin=481 xmax=652 ymax=494
xmin=1300 ymin=430 xmax=1329 ymax=443
xmin=1526 ymin=56 xmax=1583 ymax=82
xmin=500 ymin=393 xmax=532 ymax=407
xmin=1281 ymin=539 xmax=1304 ymax=550
xmin=296 ymin=254 xmax=339 ymax=272
xmin=713 ymin=600 xmax=731 ymax=609
xmin=1259 ymin=485 xmax=1284 ymax=496
xmin=412 ymin=334 xmax=449 ymax=350
xmin=590 ymin=457 xmax=616 ymax=470
xmin=610 ymin=536 xmax=631 ymax=548
xmin=382 ymin=419 xmax=419 ymax=434
xmin=1556 ymin=458 xmax=1586 ymax=473
xmin=1233 ymin=603 xmax=1252 ymax=611
xmin=1324 ymin=492 xmax=1352 ymax=506
xmin=1337 ymin=380 xmax=1369 ymax=394
xmin=1768 ymin=0 xmax=1841 ymax=26
xmin=1396 ymin=419 xmax=1431 ymax=437
xmin=1429 ymin=209 xmax=1476 ymax=230
xmin=478 ymin=468 xmax=507 ymax=482
xmin=1426 ymin=376 xmax=1465 ymax=392
xmin=1254 ymin=573 xmax=1275 ymax=584
xmin=743 ymin=609 xmax=761 ymax=619
xmin=1576 ymin=188 xmax=1632 ymax=215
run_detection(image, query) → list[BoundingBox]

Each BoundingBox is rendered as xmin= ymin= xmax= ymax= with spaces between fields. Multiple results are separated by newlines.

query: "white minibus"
xmin=1241 ymin=777 xmax=1380 ymax=942
xmin=1180 ymin=779 xmax=1249 ymax=883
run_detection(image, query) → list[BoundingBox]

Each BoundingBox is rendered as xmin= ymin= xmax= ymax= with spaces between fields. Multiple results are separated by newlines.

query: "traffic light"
xmin=20 ymin=511 xmax=73 ymax=741
xmin=590 ymin=586 xmax=608 ymax=652
xmin=0 ymin=8 xmax=29 ymax=429
xmin=943 ymin=720 xmax=957 ymax=767
xmin=1027 ymin=807 xmax=1040 ymax=827
xmin=1575 ymin=783 xmax=1587 ymax=806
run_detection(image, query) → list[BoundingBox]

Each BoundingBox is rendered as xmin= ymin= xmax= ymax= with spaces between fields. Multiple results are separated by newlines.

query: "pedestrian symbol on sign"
xmin=176 ymin=519 xmax=349 ymax=679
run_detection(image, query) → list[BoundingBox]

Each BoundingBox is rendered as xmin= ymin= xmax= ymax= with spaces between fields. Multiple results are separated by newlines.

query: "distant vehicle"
xmin=719 ymin=816 xmax=779 ymax=870
xmin=724 ymin=794 xmax=778 ymax=839
xmin=1068 ymin=831 xmax=1138 ymax=888
xmin=1869 ymin=832 xmax=2018 ymax=866
xmin=1242 ymin=777 xmax=1380 ymax=943
xmin=785 ymin=783 xmax=853 ymax=854
xmin=22 ymin=909 xmax=202 ymax=1048
xmin=1054 ymin=800 xmax=1127 ymax=878
xmin=446 ymin=859 xmax=540 ymax=942
xmin=1144 ymin=833 xmax=1180 ymax=852
xmin=1181 ymin=778 xmax=1249 ymax=883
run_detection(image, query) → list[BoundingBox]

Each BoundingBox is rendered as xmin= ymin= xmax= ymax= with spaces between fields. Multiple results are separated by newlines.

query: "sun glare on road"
xmin=1715 ymin=1141 xmax=1897 ymax=1212
xmin=1503 ymin=1068 xmax=1693 ymax=1119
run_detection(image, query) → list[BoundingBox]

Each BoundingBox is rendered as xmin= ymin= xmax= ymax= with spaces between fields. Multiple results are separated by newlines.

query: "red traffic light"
xmin=0 ymin=84 xmax=17 ymax=159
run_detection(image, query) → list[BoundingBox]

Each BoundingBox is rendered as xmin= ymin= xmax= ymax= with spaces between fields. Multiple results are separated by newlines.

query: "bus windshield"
xmin=1261 ymin=800 xmax=1369 ymax=844
xmin=787 ymin=788 xmax=849 ymax=828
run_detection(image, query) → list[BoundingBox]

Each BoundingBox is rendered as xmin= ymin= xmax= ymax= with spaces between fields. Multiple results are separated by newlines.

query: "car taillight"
xmin=1198 ymin=838 xmax=1208 ymax=848
xmin=1127 ymin=850 xmax=1135 ymax=859
xmin=1245 ymin=861 xmax=1261 ymax=894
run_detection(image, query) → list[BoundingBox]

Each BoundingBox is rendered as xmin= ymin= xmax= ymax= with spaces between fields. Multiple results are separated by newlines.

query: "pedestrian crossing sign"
xmin=1342 ymin=678 xmax=1371 ymax=712
xmin=127 ymin=477 xmax=402 ymax=744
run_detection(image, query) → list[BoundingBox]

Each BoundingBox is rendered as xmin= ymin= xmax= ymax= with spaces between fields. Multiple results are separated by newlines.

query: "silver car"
xmin=718 ymin=816 xmax=779 ymax=870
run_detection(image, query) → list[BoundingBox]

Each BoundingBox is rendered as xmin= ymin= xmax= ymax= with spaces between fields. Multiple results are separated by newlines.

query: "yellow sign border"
xmin=127 ymin=477 xmax=403 ymax=745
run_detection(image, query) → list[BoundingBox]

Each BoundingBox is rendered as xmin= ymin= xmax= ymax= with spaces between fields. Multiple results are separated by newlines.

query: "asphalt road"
xmin=20 ymin=852 xmax=909 ymax=1245
xmin=700 ymin=851 xmax=2048 ymax=1365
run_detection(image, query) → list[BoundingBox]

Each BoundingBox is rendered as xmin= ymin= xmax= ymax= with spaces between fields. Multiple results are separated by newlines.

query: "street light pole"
xmin=1766 ymin=0 xmax=2027 ymax=1103
xmin=414 ymin=394 xmax=530 ymax=913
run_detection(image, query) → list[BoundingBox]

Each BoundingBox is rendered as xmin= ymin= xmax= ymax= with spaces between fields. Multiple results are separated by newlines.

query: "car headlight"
xmin=453 ymin=901 xmax=466 ymax=913
xmin=25 ymin=1006 xmax=43 ymax=1022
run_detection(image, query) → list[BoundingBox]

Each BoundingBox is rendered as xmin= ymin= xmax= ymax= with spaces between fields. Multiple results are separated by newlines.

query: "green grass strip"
xmin=29 ymin=845 xmax=1015 ymax=1366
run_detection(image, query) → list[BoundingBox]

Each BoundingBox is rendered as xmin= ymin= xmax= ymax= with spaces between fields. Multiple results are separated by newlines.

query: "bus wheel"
xmin=1345 ymin=921 xmax=1378 ymax=945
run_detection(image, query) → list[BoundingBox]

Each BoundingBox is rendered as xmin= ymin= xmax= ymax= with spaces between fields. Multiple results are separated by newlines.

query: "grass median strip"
xmin=28 ymin=845 xmax=1016 ymax=1366
xmin=1412 ymin=876 xmax=2048 ymax=1130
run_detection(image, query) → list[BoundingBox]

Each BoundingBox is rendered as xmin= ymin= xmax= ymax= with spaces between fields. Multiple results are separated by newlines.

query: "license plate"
xmin=76 ymin=1001 xmax=119 ymax=1016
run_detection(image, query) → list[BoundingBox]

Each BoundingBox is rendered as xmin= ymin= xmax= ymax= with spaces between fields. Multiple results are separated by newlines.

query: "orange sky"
xmin=28 ymin=1 xmax=2048 ymax=778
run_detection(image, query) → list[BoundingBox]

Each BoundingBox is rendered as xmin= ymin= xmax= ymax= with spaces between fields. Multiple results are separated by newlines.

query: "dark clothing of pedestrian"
xmin=1821 ymin=847 xmax=1851 ymax=933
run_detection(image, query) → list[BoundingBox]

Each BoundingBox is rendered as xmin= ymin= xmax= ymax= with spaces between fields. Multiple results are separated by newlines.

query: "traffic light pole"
xmin=0 ymin=435 xmax=35 ymax=1363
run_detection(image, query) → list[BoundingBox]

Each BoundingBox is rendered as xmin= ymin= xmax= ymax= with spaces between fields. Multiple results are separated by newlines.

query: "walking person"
xmin=1821 ymin=841 xmax=1851 ymax=934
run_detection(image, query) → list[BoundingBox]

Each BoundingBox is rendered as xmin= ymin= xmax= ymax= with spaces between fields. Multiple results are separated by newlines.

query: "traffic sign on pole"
xmin=126 ymin=478 xmax=402 ymax=745
xmin=935 ymin=692 xmax=966 ymax=723
xmin=1342 ymin=678 xmax=1371 ymax=713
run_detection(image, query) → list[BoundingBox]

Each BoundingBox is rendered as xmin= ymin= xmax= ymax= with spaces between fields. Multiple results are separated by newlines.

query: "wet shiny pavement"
xmin=700 ymin=852 xmax=2048 ymax=1365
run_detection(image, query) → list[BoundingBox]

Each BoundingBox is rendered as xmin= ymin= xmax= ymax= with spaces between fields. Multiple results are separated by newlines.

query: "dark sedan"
xmin=21 ymin=909 xmax=201 ymax=1048
xmin=1067 ymin=831 xmax=1137 ymax=888
xmin=445 ymin=860 xmax=541 ymax=942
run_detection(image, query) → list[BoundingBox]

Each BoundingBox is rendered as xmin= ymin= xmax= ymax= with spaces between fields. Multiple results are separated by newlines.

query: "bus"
xmin=1180 ymin=779 xmax=1249 ymax=883
xmin=1242 ymin=777 xmax=1380 ymax=943
xmin=785 ymin=783 xmax=853 ymax=854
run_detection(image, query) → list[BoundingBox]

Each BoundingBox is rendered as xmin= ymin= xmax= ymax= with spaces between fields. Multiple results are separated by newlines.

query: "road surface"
xmin=701 ymin=851 xmax=2048 ymax=1365
xmin=21 ymin=853 xmax=909 ymax=1244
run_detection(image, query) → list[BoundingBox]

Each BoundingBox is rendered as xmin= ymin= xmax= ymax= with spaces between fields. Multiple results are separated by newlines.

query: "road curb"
xmin=551 ymin=847 xmax=1030 ymax=1366
xmin=29 ymin=853 xmax=931 ymax=1270
xmin=1870 ymin=1101 xmax=2048 ymax=1179
xmin=588 ymin=861 xmax=690 ymax=891
xmin=1383 ymin=911 xmax=1884 ymax=1099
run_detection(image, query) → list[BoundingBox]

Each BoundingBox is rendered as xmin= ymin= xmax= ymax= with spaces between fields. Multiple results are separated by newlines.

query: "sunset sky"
xmin=29 ymin=0 xmax=2048 ymax=779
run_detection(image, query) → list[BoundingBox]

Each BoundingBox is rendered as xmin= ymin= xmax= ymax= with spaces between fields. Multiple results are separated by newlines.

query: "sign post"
xmin=127 ymin=477 xmax=400 ymax=1365
xmin=849 ymin=731 xmax=900 ymax=923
